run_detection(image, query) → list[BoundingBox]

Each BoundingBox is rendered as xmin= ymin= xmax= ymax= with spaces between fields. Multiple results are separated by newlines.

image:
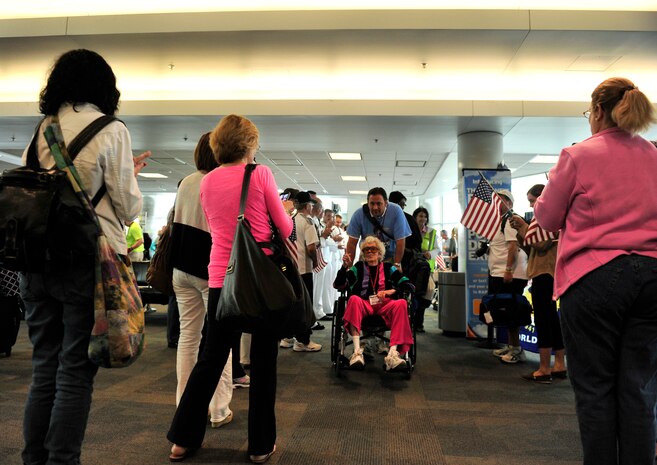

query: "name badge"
xmin=369 ymin=295 xmax=381 ymax=305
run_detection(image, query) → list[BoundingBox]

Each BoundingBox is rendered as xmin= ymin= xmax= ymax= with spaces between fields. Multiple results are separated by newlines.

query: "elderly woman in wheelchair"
xmin=334 ymin=236 xmax=414 ymax=371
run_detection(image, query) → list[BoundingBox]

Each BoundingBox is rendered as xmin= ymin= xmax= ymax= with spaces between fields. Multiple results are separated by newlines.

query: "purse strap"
xmin=238 ymin=163 xmax=257 ymax=219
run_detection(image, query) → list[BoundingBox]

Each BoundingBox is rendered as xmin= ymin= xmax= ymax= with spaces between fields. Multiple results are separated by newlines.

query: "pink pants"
xmin=343 ymin=295 xmax=413 ymax=355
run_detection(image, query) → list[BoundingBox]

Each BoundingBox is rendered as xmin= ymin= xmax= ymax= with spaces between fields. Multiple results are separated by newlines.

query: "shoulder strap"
xmin=361 ymin=204 xmax=394 ymax=240
xmin=67 ymin=115 xmax=119 ymax=160
xmin=69 ymin=115 xmax=119 ymax=207
xmin=28 ymin=115 xmax=119 ymax=206
xmin=238 ymin=164 xmax=257 ymax=218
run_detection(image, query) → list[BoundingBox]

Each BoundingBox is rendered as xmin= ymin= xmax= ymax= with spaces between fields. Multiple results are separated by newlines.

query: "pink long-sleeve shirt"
xmin=200 ymin=163 xmax=293 ymax=288
xmin=534 ymin=127 xmax=657 ymax=298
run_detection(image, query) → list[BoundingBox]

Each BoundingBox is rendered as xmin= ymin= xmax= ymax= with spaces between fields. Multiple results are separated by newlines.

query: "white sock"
xmin=352 ymin=335 xmax=361 ymax=353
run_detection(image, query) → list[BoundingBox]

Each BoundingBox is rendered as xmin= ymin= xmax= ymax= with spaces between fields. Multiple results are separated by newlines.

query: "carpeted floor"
xmin=0 ymin=308 xmax=581 ymax=465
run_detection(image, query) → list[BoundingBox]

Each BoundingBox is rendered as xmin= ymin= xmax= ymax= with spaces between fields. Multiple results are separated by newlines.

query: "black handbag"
xmin=216 ymin=164 xmax=315 ymax=335
xmin=479 ymin=292 xmax=532 ymax=327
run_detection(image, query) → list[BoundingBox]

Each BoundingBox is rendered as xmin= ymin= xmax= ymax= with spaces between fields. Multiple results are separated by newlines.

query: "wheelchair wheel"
xmin=331 ymin=296 xmax=347 ymax=376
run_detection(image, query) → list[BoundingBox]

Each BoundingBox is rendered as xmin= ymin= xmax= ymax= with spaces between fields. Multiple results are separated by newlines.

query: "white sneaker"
xmin=501 ymin=347 xmax=526 ymax=364
xmin=492 ymin=345 xmax=512 ymax=358
xmin=211 ymin=410 xmax=233 ymax=428
xmin=293 ymin=340 xmax=322 ymax=352
xmin=279 ymin=338 xmax=294 ymax=348
xmin=349 ymin=349 xmax=365 ymax=368
xmin=384 ymin=348 xmax=407 ymax=371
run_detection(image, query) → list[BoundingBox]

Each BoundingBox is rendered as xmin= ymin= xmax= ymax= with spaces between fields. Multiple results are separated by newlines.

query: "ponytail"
xmin=591 ymin=77 xmax=656 ymax=136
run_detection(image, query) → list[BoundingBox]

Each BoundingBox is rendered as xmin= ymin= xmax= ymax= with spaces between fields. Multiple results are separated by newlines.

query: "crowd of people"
xmin=12 ymin=47 xmax=657 ymax=465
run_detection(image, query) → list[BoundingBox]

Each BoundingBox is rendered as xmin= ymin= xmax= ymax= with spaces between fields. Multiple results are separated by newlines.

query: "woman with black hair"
xmin=19 ymin=49 xmax=148 ymax=465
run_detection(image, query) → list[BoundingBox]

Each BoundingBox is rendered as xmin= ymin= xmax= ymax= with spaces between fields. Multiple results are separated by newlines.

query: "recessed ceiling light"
xmin=341 ymin=175 xmax=367 ymax=181
xmin=138 ymin=173 xmax=168 ymax=179
xmin=330 ymin=152 xmax=361 ymax=161
xmin=529 ymin=155 xmax=560 ymax=164
xmin=349 ymin=190 xmax=368 ymax=195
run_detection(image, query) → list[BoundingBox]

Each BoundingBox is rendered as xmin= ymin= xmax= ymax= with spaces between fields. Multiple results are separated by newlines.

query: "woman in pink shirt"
xmin=167 ymin=115 xmax=293 ymax=464
xmin=534 ymin=77 xmax=657 ymax=465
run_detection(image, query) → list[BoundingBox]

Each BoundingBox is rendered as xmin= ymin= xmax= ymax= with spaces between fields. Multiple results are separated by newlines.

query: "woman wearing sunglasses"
xmin=335 ymin=236 xmax=414 ymax=371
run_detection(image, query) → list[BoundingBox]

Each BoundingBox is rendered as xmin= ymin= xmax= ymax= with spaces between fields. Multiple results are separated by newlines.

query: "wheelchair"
xmin=330 ymin=288 xmax=417 ymax=379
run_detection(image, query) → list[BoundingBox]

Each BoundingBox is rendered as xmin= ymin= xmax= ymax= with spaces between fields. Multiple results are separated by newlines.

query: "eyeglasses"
xmin=361 ymin=247 xmax=379 ymax=253
xmin=582 ymin=110 xmax=591 ymax=120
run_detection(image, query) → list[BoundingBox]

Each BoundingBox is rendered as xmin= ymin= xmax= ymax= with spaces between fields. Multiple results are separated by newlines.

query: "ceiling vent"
xmin=396 ymin=160 xmax=426 ymax=168
xmin=271 ymin=159 xmax=303 ymax=166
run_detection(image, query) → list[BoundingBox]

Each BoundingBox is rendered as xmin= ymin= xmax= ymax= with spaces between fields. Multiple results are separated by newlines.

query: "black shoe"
xmin=319 ymin=315 xmax=333 ymax=321
xmin=521 ymin=372 xmax=552 ymax=384
xmin=311 ymin=322 xmax=325 ymax=330
xmin=416 ymin=327 xmax=426 ymax=333
xmin=168 ymin=342 xmax=178 ymax=349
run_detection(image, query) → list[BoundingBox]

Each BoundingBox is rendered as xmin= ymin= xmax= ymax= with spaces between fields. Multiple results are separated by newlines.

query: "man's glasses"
xmin=361 ymin=247 xmax=379 ymax=253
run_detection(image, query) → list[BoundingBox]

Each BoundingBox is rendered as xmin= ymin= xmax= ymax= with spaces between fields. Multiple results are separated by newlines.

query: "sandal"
xmin=250 ymin=444 xmax=276 ymax=464
xmin=169 ymin=444 xmax=197 ymax=462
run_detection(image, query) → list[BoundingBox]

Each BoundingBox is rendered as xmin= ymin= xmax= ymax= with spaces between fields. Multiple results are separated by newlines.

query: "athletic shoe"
xmin=492 ymin=345 xmax=512 ymax=358
xmin=310 ymin=322 xmax=325 ymax=330
xmin=279 ymin=338 xmax=294 ymax=348
xmin=500 ymin=348 xmax=526 ymax=364
xmin=293 ymin=340 xmax=322 ymax=352
xmin=384 ymin=348 xmax=407 ymax=371
xmin=211 ymin=411 xmax=234 ymax=428
xmin=233 ymin=375 xmax=251 ymax=388
xmin=349 ymin=350 xmax=365 ymax=368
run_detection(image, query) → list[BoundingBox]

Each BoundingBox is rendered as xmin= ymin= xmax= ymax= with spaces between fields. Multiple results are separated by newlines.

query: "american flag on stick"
xmin=282 ymin=217 xmax=299 ymax=268
xmin=313 ymin=246 xmax=327 ymax=273
xmin=523 ymin=217 xmax=558 ymax=245
xmin=460 ymin=175 xmax=503 ymax=241
xmin=435 ymin=254 xmax=447 ymax=271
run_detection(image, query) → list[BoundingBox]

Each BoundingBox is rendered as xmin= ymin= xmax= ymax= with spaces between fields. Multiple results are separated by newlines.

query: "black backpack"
xmin=0 ymin=115 xmax=118 ymax=272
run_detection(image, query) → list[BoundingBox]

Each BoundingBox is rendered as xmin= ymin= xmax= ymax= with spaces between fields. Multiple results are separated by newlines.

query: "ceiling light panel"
xmin=341 ymin=175 xmax=367 ymax=181
xmin=529 ymin=155 xmax=560 ymax=163
xmin=138 ymin=173 xmax=169 ymax=178
xmin=349 ymin=190 xmax=368 ymax=195
xmin=329 ymin=152 xmax=361 ymax=160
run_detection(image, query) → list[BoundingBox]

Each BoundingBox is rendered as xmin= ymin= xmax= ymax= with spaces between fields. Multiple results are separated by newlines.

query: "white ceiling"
xmin=0 ymin=8 xmax=656 ymax=198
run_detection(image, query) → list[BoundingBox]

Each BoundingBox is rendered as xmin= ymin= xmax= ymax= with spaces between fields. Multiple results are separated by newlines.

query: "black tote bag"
xmin=217 ymin=164 xmax=314 ymax=335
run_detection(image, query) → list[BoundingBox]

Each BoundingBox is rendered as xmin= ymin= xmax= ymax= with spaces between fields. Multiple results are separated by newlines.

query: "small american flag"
xmin=313 ymin=247 xmax=327 ymax=273
xmin=283 ymin=217 xmax=299 ymax=268
xmin=435 ymin=254 xmax=447 ymax=271
xmin=460 ymin=176 xmax=503 ymax=241
xmin=523 ymin=217 xmax=558 ymax=245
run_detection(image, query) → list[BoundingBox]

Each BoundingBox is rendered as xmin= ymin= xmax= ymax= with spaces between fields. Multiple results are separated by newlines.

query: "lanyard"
xmin=369 ymin=263 xmax=380 ymax=293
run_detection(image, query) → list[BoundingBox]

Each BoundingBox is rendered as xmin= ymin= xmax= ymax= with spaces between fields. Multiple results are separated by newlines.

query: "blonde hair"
xmin=360 ymin=236 xmax=386 ymax=260
xmin=591 ymin=77 xmax=656 ymax=135
xmin=451 ymin=227 xmax=458 ymax=239
xmin=209 ymin=114 xmax=259 ymax=164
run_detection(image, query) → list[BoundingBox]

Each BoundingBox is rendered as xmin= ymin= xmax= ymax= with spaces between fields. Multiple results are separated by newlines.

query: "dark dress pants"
xmin=560 ymin=255 xmax=657 ymax=465
xmin=167 ymin=287 xmax=279 ymax=456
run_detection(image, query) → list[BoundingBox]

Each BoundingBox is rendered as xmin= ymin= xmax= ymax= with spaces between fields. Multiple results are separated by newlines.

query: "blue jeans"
xmin=20 ymin=265 xmax=98 ymax=465
xmin=560 ymin=254 xmax=657 ymax=465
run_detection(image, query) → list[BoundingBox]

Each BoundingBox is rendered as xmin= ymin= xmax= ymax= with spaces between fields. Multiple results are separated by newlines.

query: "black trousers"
xmin=294 ymin=272 xmax=314 ymax=344
xmin=167 ymin=288 xmax=278 ymax=455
